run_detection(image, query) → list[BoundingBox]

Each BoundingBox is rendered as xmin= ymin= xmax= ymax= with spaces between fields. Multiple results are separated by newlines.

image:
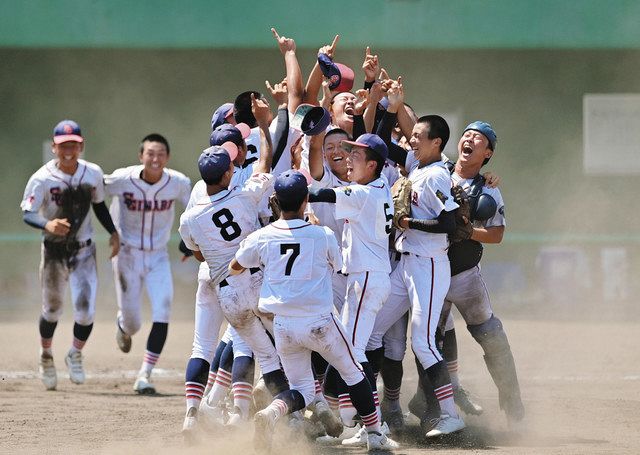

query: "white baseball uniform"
xmin=369 ymin=157 xmax=458 ymax=370
xmin=179 ymin=173 xmax=281 ymax=374
xmin=186 ymin=163 xmax=262 ymax=362
xmin=235 ymin=218 xmax=365 ymax=406
xmin=332 ymin=177 xmax=393 ymax=364
xmin=104 ymin=165 xmax=191 ymax=335
xmin=21 ymin=159 xmax=105 ymax=325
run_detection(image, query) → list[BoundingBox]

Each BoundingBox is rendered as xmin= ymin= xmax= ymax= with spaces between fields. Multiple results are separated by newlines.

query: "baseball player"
xmin=230 ymin=170 xmax=398 ymax=452
xmin=179 ymin=108 xmax=289 ymax=440
xmin=441 ymin=121 xmax=525 ymax=427
xmin=103 ymin=133 xmax=191 ymax=394
xmin=367 ymin=81 xmax=465 ymax=437
xmin=21 ymin=119 xmax=119 ymax=390
xmin=307 ymin=133 xmax=393 ymax=445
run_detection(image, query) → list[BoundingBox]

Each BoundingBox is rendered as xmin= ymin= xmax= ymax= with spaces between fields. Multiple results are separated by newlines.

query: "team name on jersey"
xmin=123 ymin=192 xmax=174 ymax=212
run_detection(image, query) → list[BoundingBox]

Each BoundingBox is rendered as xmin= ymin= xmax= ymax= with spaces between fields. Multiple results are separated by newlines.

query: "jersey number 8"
xmin=212 ymin=208 xmax=242 ymax=241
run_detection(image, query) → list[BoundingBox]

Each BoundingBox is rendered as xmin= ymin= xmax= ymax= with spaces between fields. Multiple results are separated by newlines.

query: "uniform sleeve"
xmin=325 ymin=227 xmax=343 ymax=272
xmin=242 ymin=173 xmax=275 ymax=204
xmin=179 ymin=175 xmax=192 ymax=208
xmin=187 ymin=180 xmax=205 ymax=211
xmin=20 ymin=175 xmax=45 ymax=212
xmin=334 ymin=185 xmax=367 ymax=220
xmin=178 ymin=212 xmax=199 ymax=251
xmin=423 ymin=172 xmax=459 ymax=215
xmin=483 ymin=188 xmax=506 ymax=228
xmin=92 ymin=166 xmax=106 ymax=203
xmin=235 ymin=232 xmax=261 ymax=269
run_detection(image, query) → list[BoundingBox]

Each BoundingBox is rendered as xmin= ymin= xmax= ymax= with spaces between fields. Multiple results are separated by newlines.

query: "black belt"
xmin=44 ymin=238 xmax=92 ymax=252
xmin=220 ymin=267 xmax=260 ymax=288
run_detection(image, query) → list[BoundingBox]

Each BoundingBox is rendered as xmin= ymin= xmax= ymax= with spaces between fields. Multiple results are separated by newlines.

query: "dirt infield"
xmin=1 ymin=317 xmax=639 ymax=454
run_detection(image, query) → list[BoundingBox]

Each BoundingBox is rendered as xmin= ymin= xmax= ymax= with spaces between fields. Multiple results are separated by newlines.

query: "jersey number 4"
xmin=280 ymin=243 xmax=300 ymax=276
xmin=212 ymin=208 xmax=242 ymax=241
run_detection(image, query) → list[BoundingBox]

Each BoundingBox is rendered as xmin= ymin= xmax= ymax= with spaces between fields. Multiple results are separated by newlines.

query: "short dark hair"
xmin=324 ymin=128 xmax=350 ymax=143
xmin=277 ymin=192 xmax=307 ymax=213
xmin=364 ymin=147 xmax=385 ymax=176
xmin=140 ymin=133 xmax=170 ymax=154
xmin=417 ymin=115 xmax=449 ymax=152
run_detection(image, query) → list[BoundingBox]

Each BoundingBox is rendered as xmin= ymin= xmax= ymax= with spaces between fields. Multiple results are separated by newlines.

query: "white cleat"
xmin=342 ymin=421 xmax=389 ymax=446
xmin=39 ymin=352 xmax=57 ymax=391
xmin=65 ymin=350 xmax=85 ymax=385
xmin=199 ymin=396 xmax=226 ymax=429
xmin=116 ymin=321 xmax=131 ymax=353
xmin=425 ymin=414 xmax=465 ymax=438
xmin=367 ymin=431 xmax=400 ymax=451
xmin=133 ymin=372 xmax=156 ymax=394
xmin=316 ymin=422 xmax=361 ymax=445
xmin=226 ymin=407 xmax=249 ymax=430
xmin=182 ymin=407 xmax=199 ymax=446
xmin=252 ymin=377 xmax=272 ymax=412
xmin=254 ymin=408 xmax=278 ymax=451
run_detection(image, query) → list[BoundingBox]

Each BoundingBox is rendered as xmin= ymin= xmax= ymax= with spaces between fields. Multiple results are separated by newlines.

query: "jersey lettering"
xmin=383 ymin=202 xmax=393 ymax=234
xmin=212 ymin=208 xmax=242 ymax=241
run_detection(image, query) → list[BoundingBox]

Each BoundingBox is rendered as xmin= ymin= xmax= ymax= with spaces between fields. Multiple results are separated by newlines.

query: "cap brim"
xmin=235 ymin=122 xmax=251 ymax=139
xmin=221 ymin=141 xmax=239 ymax=162
xmin=224 ymin=107 xmax=234 ymax=119
xmin=53 ymin=135 xmax=83 ymax=144
xmin=292 ymin=104 xmax=315 ymax=131
xmin=340 ymin=139 xmax=368 ymax=151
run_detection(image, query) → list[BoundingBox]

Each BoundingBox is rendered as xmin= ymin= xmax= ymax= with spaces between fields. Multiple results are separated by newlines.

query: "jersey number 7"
xmin=280 ymin=243 xmax=300 ymax=276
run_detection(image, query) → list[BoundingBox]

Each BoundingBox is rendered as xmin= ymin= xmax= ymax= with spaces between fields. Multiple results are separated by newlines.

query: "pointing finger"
xmin=330 ymin=34 xmax=340 ymax=50
xmin=271 ymin=27 xmax=280 ymax=40
xmin=265 ymin=80 xmax=274 ymax=92
xmin=365 ymin=46 xmax=371 ymax=56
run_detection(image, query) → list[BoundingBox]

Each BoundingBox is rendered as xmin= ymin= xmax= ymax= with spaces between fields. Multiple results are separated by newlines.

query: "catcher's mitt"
xmin=391 ymin=176 xmax=412 ymax=230
xmin=449 ymin=185 xmax=473 ymax=243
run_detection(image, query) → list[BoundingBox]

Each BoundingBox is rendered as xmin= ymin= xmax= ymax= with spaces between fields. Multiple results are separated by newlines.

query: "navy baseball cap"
xmin=464 ymin=121 xmax=497 ymax=150
xmin=198 ymin=144 xmax=238 ymax=184
xmin=291 ymin=104 xmax=331 ymax=136
xmin=341 ymin=133 xmax=388 ymax=160
xmin=274 ymin=170 xmax=309 ymax=205
xmin=210 ymin=102 xmax=234 ymax=130
xmin=318 ymin=54 xmax=355 ymax=93
xmin=53 ymin=120 xmax=83 ymax=144
xmin=210 ymin=123 xmax=251 ymax=147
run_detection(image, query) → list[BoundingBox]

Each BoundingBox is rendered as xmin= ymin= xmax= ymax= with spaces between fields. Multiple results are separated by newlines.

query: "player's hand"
xmin=386 ymin=77 xmax=404 ymax=110
xmin=318 ymin=34 xmax=340 ymax=59
xmin=369 ymin=81 xmax=385 ymax=105
xmin=271 ymin=27 xmax=296 ymax=54
xmin=399 ymin=216 xmax=410 ymax=230
xmin=45 ymin=218 xmax=71 ymax=236
xmin=320 ymin=80 xmax=332 ymax=111
xmin=266 ymin=79 xmax=288 ymax=108
xmin=109 ymin=232 xmax=120 ymax=258
xmin=483 ymin=171 xmax=501 ymax=188
xmin=362 ymin=46 xmax=380 ymax=83
xmin=251 ymin=93 xmax=272 ymax=127
xmin=307 ymin=212 xmax=320 ymax=225
xmin=354 ymin=89 xmax=369 ymax=116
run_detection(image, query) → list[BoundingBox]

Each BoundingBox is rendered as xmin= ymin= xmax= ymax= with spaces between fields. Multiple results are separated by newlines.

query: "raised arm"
xmin=252 ymin=94 xmax=274 ymax=174
xmin=308 ymin=130 xmax=327 ymax=181
xmin=303 ymin=35 xmax=339 ymax=105
xmin=271 ymin=28 xmax=304 ymax=113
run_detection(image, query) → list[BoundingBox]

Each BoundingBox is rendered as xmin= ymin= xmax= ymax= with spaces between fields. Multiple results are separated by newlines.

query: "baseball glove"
xmin=449 ymin=185 xmax=473 ymax=243
xmin=391 ymin=176 xmax=412 ymax=230
xmin=268 ymin=192 xmax=281 ymax=221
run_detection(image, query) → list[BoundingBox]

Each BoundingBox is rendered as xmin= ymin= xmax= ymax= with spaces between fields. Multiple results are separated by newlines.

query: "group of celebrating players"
xmin=21 ymin=28 xmax=524 ymax=452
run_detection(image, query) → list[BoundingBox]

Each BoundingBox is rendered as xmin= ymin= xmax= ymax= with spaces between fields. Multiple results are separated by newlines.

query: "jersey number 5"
xmin=212 ymin=208 xmax=242 ymax=241
xmin=383 ymin=202 xmax=393 ymax=234
xmin=280 ymin=243 xmax=300 ymax=276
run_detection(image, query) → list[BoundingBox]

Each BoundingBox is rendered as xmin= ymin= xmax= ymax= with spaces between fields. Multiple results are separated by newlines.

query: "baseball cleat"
xmin=226 ymin=408 xmax=248 ymax=429
xmin=252 ymin=376 xmax=272 ymax=412
xmin=454 ymin=387 xmax=484 ymax=415
xmin=314 ymin=401 xmax=343 ymax=438
xmin=182 ymin=407 xmax=199 ymax=446
xmin=39 ymin=352 xmax=57 ymax=391
xmin=316 ymin=422 xmax=361 ymax=445
xmin=65 ymin=350 xmax=85 ymax=384
xmin=408 ymin=391 xmax=428 ymax=419
xmin=254 ymin=408 xmax=278 ymax=452
xmin=425 ymin=414 xmax=465 ymax=438
xmin=381 ymin=402 xmax=405 ymax=434
xmin=198 ymin=397 xmax=226 ymax=429
xmin=367 ymin=431 xmax=400 ymax=451
xmin=342 ymin=421 xmax=389 ymax=446
xmin=133 ymin=372 xmax=156 ymax=394
xmin=116 ymin=321 xmax=131 ymax=353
